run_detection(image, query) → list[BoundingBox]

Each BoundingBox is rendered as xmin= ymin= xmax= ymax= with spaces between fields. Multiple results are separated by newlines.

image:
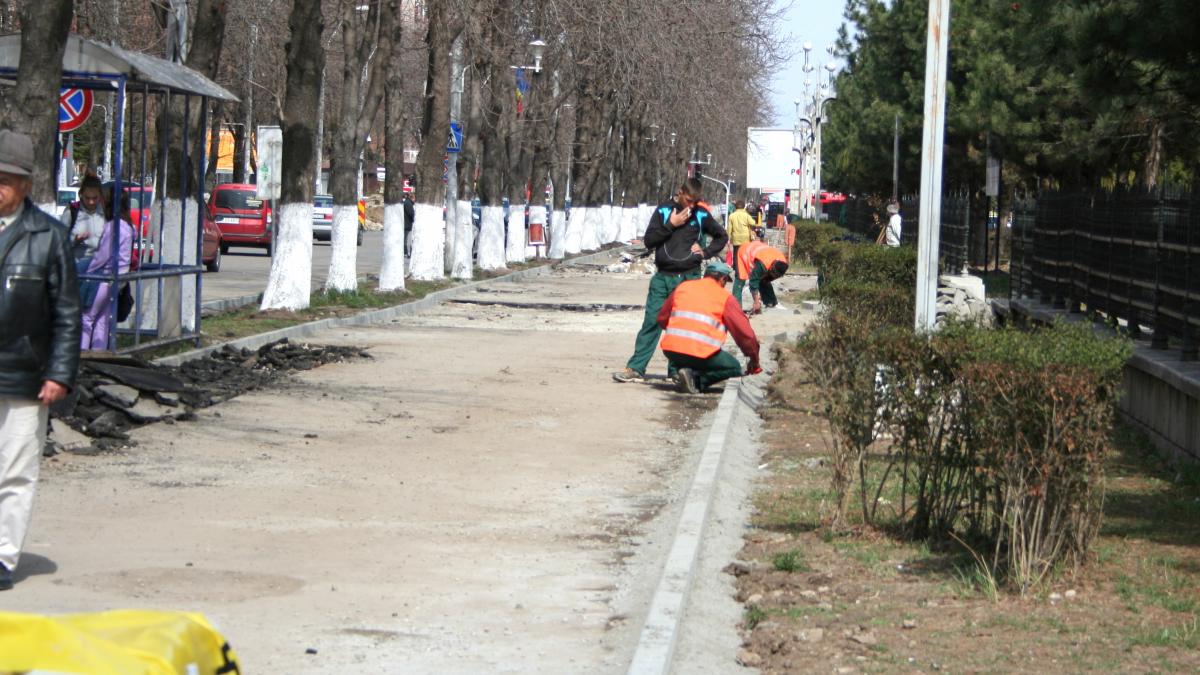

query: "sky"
xmin=767 ymin=1 xmax=849 ymax=127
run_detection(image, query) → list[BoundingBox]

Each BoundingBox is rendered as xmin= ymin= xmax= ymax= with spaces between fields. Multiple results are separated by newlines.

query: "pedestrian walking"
xmin=79 ymin=190 xmax=135 ymax=351
xmin=658 ymin=261 xmax=760 ymax=394
xmin=0 ymin=130 xmax=81 ymax=591
xmin=612 ymin=178 xmax=728 ymax=383
xmin=733 ymin=239 xmax=789 ymax=314
xmin=884 ymin=202 xmax=902 ymax=247
xmin=62 ymin=174 xmax=105 ymax=262
xmin=726 ymin=199 xmax=754 ymax=265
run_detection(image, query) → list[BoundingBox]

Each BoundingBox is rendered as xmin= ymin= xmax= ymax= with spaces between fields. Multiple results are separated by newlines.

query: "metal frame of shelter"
xmin=0 ymin=34 xmax=238 ymax=353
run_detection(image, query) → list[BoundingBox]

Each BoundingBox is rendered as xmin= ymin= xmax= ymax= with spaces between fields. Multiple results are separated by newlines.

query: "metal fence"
xmin=1011 ymin=187 xmax=1199 ymax=359
xmin=839 ymin=193 xmax=970 ymax=273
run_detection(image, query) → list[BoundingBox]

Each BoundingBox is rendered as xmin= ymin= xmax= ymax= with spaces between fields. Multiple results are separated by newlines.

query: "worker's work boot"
xmin=676 ymin=368 xmax=700 ymax=394
xmin=612 ymin=368 xmax=644 ymax=383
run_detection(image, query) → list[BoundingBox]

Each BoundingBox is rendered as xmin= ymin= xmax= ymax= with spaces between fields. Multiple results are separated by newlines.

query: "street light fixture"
xmin=795 ymin=42 xmax=838 ymax=220
xmin=511 ymin=38 xmax=547 ymax=74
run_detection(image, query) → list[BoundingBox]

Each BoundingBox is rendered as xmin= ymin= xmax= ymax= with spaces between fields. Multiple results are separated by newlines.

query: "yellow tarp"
xmin=0 ymin=609 xmax=240 ymax=675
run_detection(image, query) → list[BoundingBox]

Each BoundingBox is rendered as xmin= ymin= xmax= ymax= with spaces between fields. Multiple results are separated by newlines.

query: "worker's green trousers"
xmin=663 ymin=350 xmax=744 ymax=391
xmin=625 ymin=269 xmax=701 ymax=375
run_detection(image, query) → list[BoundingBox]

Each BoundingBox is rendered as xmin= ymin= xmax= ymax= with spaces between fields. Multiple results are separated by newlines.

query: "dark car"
xmin=209 ymin=183 xmax=274 ymax=255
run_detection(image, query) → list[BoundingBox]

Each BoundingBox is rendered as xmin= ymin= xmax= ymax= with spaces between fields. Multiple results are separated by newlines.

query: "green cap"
xmin=705 ymin=261 xmax=733 ymax=278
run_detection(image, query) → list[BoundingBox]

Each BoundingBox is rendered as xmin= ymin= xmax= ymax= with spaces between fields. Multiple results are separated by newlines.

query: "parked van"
xmin=208 ymin=183 xmax=274 ymax=255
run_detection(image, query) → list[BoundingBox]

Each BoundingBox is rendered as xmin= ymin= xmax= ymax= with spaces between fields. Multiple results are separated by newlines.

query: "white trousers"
xmin=0 ymin=396 xmax=47 ymax=572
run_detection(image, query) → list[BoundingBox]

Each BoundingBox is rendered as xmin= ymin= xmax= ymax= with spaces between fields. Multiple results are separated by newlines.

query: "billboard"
xmin=746 ymin=127 xmax=801 ymax=190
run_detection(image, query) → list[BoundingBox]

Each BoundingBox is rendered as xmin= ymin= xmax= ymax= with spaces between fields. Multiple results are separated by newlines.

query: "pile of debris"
xmin=48 ymin=339 xmax=371 ymax=454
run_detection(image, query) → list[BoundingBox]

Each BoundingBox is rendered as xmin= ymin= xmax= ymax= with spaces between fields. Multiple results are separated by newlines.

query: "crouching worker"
xmin=657 ymin=261 xmax=761 ymax=394
xmin=733 ymin=239 xmax=789 ymax=314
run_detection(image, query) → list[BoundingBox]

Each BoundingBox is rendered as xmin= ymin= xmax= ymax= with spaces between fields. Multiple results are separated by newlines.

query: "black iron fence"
xmin=1011 ymin=188 xmax=1199 ymax=359
xmin=838 ymin=193 xmax=970 ymax=274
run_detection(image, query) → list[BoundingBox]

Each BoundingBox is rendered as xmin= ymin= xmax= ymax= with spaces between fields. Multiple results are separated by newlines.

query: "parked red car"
xmin=208 ymin=183 xmax=274 ymax=255
xmin=201 ymin=215 xmax=222 ymax=272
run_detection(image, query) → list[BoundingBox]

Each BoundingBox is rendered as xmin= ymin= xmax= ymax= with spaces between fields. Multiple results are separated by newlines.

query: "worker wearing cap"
xmin=656 ymin=261 xmax=761 ymax=394
xmin=733 ymin=239 xmax=789 ymax=314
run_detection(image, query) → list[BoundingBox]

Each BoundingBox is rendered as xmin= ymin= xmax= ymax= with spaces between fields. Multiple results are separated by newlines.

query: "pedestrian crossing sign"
xmin=447 ymin=122 xmax=463 ymax=153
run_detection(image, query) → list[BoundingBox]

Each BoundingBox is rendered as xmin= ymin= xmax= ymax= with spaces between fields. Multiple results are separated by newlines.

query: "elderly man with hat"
xmin=656 ymin=261 xmax=761 ymax=394
xmin=0 ymin=130 xmax=80 ymax=591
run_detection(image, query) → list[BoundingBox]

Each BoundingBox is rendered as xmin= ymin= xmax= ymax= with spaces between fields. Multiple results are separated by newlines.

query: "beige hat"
xmin=0 ymin=130 xmax=35 ymax=176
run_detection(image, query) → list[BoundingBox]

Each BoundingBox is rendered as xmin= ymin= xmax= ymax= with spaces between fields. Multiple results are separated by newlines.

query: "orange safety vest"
xmin=736 ymin=240 xmax=787 ymax=281
xmin=660 ymin=278 xmax=730 ymax=358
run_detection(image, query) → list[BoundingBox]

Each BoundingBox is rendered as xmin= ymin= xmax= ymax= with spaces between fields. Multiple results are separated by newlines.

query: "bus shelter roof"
xmin=0 ymin=33 xmax=238 ymax=101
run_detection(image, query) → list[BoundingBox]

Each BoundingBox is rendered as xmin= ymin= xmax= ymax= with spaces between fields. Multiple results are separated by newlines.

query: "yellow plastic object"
xmin=0 ymin=609 xmax=240 ymax=674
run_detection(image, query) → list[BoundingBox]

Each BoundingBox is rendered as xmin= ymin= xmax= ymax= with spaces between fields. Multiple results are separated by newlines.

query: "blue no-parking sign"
xmin=59 ymin=88 xmax=93 ymax=133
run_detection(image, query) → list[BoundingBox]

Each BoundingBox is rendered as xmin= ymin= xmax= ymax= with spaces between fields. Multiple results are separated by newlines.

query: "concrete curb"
xmin=627 ymin=377 xmax=745 ymax=675
xmin=156 ymin=248 xmax=622 ymax=367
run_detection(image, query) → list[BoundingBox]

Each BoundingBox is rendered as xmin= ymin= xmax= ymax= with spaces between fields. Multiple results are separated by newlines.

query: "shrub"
xmin=796 ymin=309 xmax=1131 ymax=591
xmin=820 ymin=281 xmax=914 ymax=329
xmin=793 ymin=221 xmax=847 ymax=265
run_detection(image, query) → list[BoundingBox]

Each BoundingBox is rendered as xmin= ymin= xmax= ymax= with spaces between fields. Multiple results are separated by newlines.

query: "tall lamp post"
xmin=798 ymin=42 xmax=838 ymax=221
xmin=792 ymin=99 xmax=812 ymax=218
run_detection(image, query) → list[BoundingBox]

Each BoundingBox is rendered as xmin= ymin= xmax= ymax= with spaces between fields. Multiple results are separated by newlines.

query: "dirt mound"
xmin=48 ymin=339 xmax=371 ymax=454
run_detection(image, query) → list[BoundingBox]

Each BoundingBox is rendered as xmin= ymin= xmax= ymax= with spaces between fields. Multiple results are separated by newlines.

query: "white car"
xmin=312 ymin=194 xmax=334 ymax=240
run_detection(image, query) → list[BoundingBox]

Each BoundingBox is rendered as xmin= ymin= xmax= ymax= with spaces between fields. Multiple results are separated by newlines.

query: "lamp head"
xmin=529 ymin=39 xmax=546 ymax=73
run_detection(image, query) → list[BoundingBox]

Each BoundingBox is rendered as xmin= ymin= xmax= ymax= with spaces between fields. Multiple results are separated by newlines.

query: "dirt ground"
xmin=731 ymin=339 xmax=1200 ymax=674
xmin=6 ymin=258 xmax=808 ymax=673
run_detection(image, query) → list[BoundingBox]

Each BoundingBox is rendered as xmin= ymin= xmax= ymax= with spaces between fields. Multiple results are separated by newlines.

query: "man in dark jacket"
xmin=613 ymin=178 xmax=728 ymax=382
xmin=0 ymin=130 xmax=80 ymax=591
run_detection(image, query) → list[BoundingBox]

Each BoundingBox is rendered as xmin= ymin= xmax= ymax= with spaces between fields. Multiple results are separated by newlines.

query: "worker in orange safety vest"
xmin=657 ymin=261 xmax=761 ymax=394
xmin=733 ymin=239 xmax=789 ymax=314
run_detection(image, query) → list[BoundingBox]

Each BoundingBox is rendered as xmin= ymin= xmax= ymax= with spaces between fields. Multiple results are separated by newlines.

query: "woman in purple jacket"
xmin=80 ymin=191 xmax=134 ymax=351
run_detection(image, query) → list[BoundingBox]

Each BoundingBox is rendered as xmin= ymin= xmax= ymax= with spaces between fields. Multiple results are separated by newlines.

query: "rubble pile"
xmin=48 ymin=339 xmax=371 ymax=454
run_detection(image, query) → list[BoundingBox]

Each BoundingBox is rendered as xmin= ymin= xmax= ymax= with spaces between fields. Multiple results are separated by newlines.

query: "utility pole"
xmin=243 ymin=24 xmax=256 ymax=181
xmin=446 ymin=34 xmax=465 ymax=276
xmin=915 ymin=0 xmax=951 ymax=331
xmin=892 ymin=113 xmax=900 ymax=202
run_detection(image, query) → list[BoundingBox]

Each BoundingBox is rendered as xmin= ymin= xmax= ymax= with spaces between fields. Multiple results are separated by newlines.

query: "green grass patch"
xmin=772 ymin=549 xmax=811 ymax=573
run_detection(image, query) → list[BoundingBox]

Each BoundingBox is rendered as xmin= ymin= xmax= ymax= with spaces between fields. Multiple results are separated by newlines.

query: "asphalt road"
xmin=201 ymin=230 xmax=386 ymax=304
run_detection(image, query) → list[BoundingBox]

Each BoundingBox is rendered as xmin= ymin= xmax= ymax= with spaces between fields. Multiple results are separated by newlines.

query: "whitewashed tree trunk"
xmin=506 ymin=206 xmax=526 ymax=263
xmin=618 ymin=207 xmax=637 ymax=243
xmin=157 ymin=198 xmax=200 ymax=330
xmin=379 ymin=201 xmax=406 ymax=290
xmin=408 ymin=202 xmax=445 ymax=280
xmin=548 ymin=208 xmax=566 ymax=259
xmin=580 ymin=207 xmax=601 ymax=251
xmin=325 ymin=204 xmax=359 ymax=291
xmin=452 ymin=199 xmax=473 ymax=279
xmin=600 ymin=204 xmax=617 ymax=243
xmin=261 ymin=202 xmax=315 ymax=310
xmin=564 ymin=206 xmax=585 ymax=254
xmin=637 ymin=203 xmax=652 ymax=238
xmin=477 ymin=205 xmax=506 ymax=270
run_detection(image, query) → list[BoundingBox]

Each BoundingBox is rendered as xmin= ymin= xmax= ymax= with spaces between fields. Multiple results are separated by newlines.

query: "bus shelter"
xmin=0 ymin=33 xmax=238 ymax=353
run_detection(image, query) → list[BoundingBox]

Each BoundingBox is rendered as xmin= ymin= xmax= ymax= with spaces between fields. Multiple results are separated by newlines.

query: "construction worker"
xmin=733 ymin=239 xmax=789 ymax=314
xmin=657 ymin=261 xmax=761 ymax=394
xmin=612 ymin=178 xmax=728 ymax=383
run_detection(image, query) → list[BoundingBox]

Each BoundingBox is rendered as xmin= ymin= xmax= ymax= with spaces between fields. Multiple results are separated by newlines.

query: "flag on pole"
xmin=515 ymin=68 xmax=530 ymax=117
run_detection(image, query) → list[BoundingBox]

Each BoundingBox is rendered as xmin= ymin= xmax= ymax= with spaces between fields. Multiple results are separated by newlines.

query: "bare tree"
xmin=0 ymin=0 xmax=74 ymax=207
xmin=261 ymin=0 xmax=325 ymax=310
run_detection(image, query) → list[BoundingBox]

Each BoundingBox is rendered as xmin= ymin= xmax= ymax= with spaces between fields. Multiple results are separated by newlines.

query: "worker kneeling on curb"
xmin=732 ymin=239 xmax=789 ymax=315
xmin=657 ymin=261 xmax=761 ymax=394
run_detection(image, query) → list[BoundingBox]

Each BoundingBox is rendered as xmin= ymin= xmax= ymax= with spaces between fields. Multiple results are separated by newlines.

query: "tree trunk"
xmin=410 ymin=0 xmax=457 ymax=280
xmin=327 ymin=0 xmax=393 ymax=291
xmin=0 ymin=0 xmax=73 ymax=207
xmin=261 ymin=0 xmax=324 ymax=311
xmin=379 ymin=0 xmax=406 ymax=291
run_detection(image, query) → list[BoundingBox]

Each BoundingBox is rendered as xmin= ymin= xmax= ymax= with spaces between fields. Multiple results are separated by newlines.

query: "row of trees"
xmin=825 ymin=0 xmax=1200 ymax=198
xmin=0 ymin=0 xmax=788 ymax=313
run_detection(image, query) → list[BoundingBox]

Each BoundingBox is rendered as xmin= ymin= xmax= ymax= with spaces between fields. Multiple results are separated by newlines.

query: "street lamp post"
xmin=797 ymin=43 xmax=838 ymax=221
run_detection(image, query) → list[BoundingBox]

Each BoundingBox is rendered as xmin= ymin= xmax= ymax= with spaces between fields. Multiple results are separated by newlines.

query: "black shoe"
xmin=0 ymin=564 xmax=13 ymax=591
xmin=676 ymin=368 xmax=700 ymax=394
